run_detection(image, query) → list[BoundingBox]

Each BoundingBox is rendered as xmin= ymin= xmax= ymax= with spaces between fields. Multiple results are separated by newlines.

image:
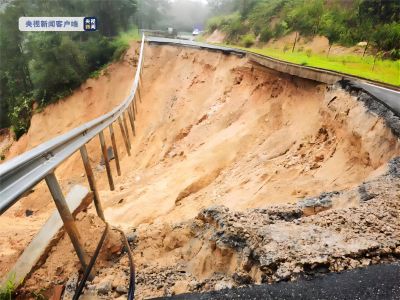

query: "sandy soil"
xmin=206 ymin=30 xmax=226 ymax=44
xmin=264 ymin=32 xmax=367 ymax=56
xmin=0 ymin=129 xmax=13 ymax=159
xmin=101 ymin=45 xmax=399 ymax=229
xmin=205 ymin=29 xmax=369 ymax=56
xmin=2 ymin=43 xmax=400 ymax=299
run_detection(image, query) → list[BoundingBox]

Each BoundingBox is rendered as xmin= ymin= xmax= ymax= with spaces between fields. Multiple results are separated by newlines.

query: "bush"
xmin=81 ymin=35 xmax=118 ymax=69
xmin=260 ymin=28 xmax=273 ymax=42
xmin=241 ymin=34 xmax=255 ymax=48
xmin=89 ymin=70 xmax=102 ymax=79
xmin=111 ymin=39 xmax=130 ymax=61
xmin=222 ymin=14 xmax=248 ymax=42
xmin=207 ymin=16 xmax=223 ymax=33
xmin=207 ymin=14 xmax=236 ymax=34
xmin=8 ymin=94 xmax=32 ymax=139
xmin=28 ymin=34 xmax=88 ymax=105
xmin=389 ymin=49 xmax=400 ymax=60
xmin=274 ymin=21 xmax=288 ymax=37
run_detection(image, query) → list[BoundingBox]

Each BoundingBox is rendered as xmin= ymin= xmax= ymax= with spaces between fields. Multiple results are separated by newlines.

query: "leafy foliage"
xmin=240 ymin=34 xmax=255 ymax=48
xmin=137 ymin=0 xmax=170 ymax=30
xmin=0 ymin=0 xmax=138 ymax=138
xmin=0 ymin=274 xmax=16 ymax=300
xmin=206 ymin=0 xmax=400 ymax=59
xmin=260 ymin=28 xmax=273 ymax=42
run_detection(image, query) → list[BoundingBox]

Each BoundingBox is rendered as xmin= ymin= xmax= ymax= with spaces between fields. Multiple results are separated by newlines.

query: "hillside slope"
xmin=203 ymin=0 xmax=400 ymax=85
xmin=4 ymin=43 xmax=400 ymax=298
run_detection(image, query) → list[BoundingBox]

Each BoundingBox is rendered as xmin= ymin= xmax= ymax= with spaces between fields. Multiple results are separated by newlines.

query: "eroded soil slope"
xmin=101 ymin=45 xmax=399 ymax=227
xmin=2 ymin=43 xmax=400 ymax=299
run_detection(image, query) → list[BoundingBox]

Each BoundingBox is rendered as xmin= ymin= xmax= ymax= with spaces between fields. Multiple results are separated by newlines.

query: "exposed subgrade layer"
xmin=338 ymin=79 xmax=400 ymax=137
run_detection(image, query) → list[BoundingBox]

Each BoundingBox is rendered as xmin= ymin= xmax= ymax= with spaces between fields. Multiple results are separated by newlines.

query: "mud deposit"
xmin=2 ymin=43 xmax=400 ymax=299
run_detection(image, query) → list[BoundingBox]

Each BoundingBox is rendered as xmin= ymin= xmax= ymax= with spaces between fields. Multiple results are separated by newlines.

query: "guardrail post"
xmin=45 ymin=173 xmax=89 ymax=270
xmin=99 ymin=131 xmax=115 ymax=191
xmin=108 ymin=124 xmax=121 ymax=176
xmin=127 ymin=107 xmax=136 ymax=137
xmin=118 ymin=117 xmax=131 ymax=156
xmin=130 ymin=100 xmax=136 ymax=121
xmin=133 ymin=96 xmax=138 ymax=114
xmin=79 ymin=145 xmax=105 ymax=221
xmin=137 ymin=83 xmax=142 ymax=103
xmin=122 ymin=112 xmax=131 ymax=147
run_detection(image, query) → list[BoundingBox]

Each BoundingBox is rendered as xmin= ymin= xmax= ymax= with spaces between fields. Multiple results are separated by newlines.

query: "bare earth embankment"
xmin=1 ymin=43 xmax=399 ymax=299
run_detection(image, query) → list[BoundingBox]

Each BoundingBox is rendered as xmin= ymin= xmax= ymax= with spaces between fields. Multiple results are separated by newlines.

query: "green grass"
xmin=0 ymin=274 xmax=16 ymax=300
xmin=214 ymin=41 xmax=400 ymax=86
xmin=110 ymin=27 xmax=142 ymax=62
xmin=116 ymin=27 xmax=142 ymax=44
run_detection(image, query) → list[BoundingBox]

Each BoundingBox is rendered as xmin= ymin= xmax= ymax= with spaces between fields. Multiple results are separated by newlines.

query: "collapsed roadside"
xmin=5 ymin=44 xmax=400 ymax=299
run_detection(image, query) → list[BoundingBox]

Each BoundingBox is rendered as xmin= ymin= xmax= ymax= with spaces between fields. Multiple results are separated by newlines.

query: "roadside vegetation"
xmin=0 ymin=0 xmax=138 ymax=138
xmin=223 ymin=45 xmax=400 ymax=86
xmin=0 ymin=274 xmax=16 ymax=300
xmin=205 ymin=0 xmax=400 ymax=86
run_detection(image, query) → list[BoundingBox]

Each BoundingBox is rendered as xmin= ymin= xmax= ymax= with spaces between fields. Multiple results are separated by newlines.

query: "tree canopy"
xmin=206 ymin=0 xmax=400 ymax=57
xmin=0 ymin=0 xmax=137 ymax=137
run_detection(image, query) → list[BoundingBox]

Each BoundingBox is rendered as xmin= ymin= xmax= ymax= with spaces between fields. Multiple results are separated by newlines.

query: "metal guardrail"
xmin=0 ymin=35 xmax=146 ymax=275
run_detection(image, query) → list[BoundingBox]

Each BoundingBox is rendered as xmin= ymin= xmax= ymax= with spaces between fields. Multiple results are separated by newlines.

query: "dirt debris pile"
xmin=77 ymin=158 xmax=400 ymax=299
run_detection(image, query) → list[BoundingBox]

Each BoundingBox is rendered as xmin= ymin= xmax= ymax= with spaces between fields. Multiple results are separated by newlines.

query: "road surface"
xmin=153 ymin=263 xmax=400 ymax=300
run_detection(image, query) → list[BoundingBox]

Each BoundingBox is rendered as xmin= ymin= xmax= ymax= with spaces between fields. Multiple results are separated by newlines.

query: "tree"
xmin=207 ymin=0 xmax=238 ymax=16
xmin=137 ymin=0 xmax=170 ymax=30
xmin=247 ymin=0 xmax=287 ymax=35
xmin=285 ymin=0 xmax=324 ymax=52
xmin=27 ymin=33 xmax=88 ymax=105
xmin=320 ymin=12 xmax=344 ymax=57
xmin=286 ymin=0 xmax=324 ymax=36
xmin=0 ymin=0 xmax=32 ymax=129
xmin=87 ymin=0 xmax=137 ymax=36
xmin=372 ymin=23 xmax=400 ymax=61
xmin=166 ymin=0 xmax=210 ymax=32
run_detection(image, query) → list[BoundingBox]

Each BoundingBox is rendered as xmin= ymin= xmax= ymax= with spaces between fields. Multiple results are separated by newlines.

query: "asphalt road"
xmin=353 ymin=81 xmax=400 ymax=116
xmin=153 ymin=263 xmax=400 ymax=300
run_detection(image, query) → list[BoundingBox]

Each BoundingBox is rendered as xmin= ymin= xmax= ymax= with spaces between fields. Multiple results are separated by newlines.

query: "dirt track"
xmin=1 ymin=42 xmax=400 ymax=299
